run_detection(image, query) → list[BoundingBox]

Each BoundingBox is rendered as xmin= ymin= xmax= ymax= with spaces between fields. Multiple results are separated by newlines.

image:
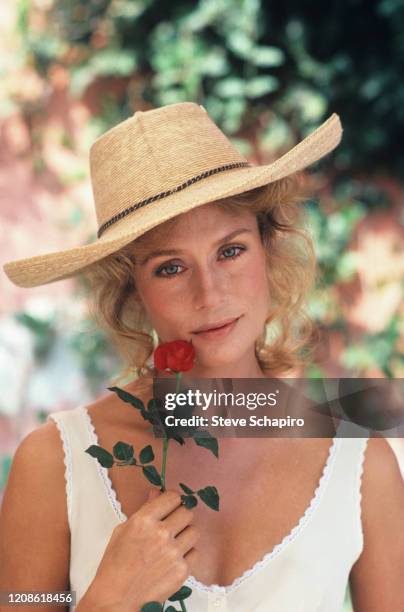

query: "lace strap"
xmin=355 ymin=436 xmax=370 ymax=552
xmin=47 ymin=414 xmax=73 ymax=530
xmin=186 ymin=434 xmax=342 ymax=595
xmin=80 ymin=406 xmax=127 ymax=523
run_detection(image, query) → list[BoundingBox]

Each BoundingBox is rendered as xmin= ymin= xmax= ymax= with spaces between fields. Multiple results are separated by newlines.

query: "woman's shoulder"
xmin=16 ymin=417 xmax=68 ymax=466
xmin=4 ymin=419 xmax=69 ymax=531
xmin=349 ymin=437 xmax=404 ymax=609
xmin=0 ymin=421 xmax=70 ymax=592
xmin=361 ymin=437 xmax=403 ymax=515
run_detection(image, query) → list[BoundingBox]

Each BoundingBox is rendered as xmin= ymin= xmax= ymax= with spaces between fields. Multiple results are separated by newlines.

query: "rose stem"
xmin=160 ymin=371 xmax=182 ymax=491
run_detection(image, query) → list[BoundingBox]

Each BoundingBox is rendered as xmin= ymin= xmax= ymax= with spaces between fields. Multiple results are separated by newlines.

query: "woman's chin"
xmin=193 ymin=345 xmax=250 ymax=373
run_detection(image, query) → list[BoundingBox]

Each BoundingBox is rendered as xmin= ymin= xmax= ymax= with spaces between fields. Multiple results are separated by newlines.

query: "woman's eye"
xmin=154 ymin=245 xmax=245 ymax=278
xmin=154 ymin=262 xmax=183 ymax=278
xmin=220 ymin=245 xmax=245 ymax=260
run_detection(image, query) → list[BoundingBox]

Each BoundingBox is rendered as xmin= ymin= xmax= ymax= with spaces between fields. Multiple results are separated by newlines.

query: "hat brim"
xmin=3 ymin=113 xmax=342 ymax=288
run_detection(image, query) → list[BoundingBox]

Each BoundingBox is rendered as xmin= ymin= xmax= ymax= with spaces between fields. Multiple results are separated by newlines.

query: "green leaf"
xmin=147 ymin=398 xmax=187 ymax=442
xmin=112 ymin=442 xmax=134 ymax=461
xmin=90 ymin=49 xmax=137 ymax=76
xmin=213 ymin=77 xmax=245 ymax=98
xmin=227 ymin=30 xmax=254 ymax=59
xmin=139 ymin=445 xmax=154 ymax=464
xmin=108 ymin=386 xmax=145 ymax=412
xmin=197 ymin=486 xmax=220 ymax=511
xmin=192 ymin=431 xmax=219 ymax=458
xmin=179 ymin=482 xmax=194 ymax=495
xmin=171 ymin=433 xmax=186 ymax=445
xmin=181 ymin=494 xmax=198 ymax=509
xmin=147 ymin=399 xmax=167 ymax=426
xmin=245 ymin=76 xmax=279 ymax=98
xmin=199 ymin=49 xmax=228 ymax=77
xmin=165 ymin=607 xmax=177 ymax=612
xmin=168 ymin=585 xmax=192 ymax=601
xmin=291 ymin=87 xmax=327 ymax=123
xmin=335 ymin=251 xmax=359 ymax=281
xmin=142 ymin=409 xmax=160 ymax=426
xmin=259 ymin=115 xmax=293 ymax=152
xmin=147 ymin=397 xmax=165 ymax=416
xmin=142 ymin=465 xmax=162 ymax=487
xmin=251 ymin=46 xmax=285 ymax=67
xmin=229 ymin=136 xmax=253 ymax=157
xmin=140 ymin=602 xmax=163 ymax=612
xmin=85 ymin=445 xmax=114 ymax=468
xmin=146 ymin=400 xmax=167 ymax=434
xmin=70 ymin=49 xmax=137 ymax=96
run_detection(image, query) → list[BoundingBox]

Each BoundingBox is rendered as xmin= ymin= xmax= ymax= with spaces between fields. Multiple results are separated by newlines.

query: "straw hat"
xmin=3 ymin=101 xmax=342 ymax=288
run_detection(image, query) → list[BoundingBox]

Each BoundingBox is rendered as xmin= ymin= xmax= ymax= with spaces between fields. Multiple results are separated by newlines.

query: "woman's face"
xmin=132 ymin=202 xmax=271 ymax=375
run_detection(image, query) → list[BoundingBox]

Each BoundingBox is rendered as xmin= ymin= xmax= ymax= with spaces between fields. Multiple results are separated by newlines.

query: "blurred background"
xmin=0 ymin=1 xmax=403 ymax=606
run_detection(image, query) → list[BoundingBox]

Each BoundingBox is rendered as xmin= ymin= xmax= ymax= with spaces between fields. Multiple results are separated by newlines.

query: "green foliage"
xmin=140 ymin=603 xmax=163 ymax=612
xmin=179 ymin=482 xmax=198 ymax=508
xmin=181 ymin=494 xmax=198 ymax=508
xmin=197 ymin=485 xmax=220 ymax=511
xmin=14 ymin=312 xmax=56 ymax=362
xmin=108 ymin=385 xmax=146 ymax=412
xmin=192 ymin=430 xmax=219 ymax=458
xmin=341 ymin=314 xmax=402 ymax=377
xmin=305 ymin=198 xmax=366 ymax=287
xmin=112 ymin=441 xmax=134 ymax=461
xmin=168 ymin=585 xmax=192 ymax=602
xmin=142 ymin=464 xmax=162 ymax=486
xmin=0 ymin=455 xmax=12 ymax=493
xmin=85 ymin=444 xmax=114 ymax=467
xmin=70 ymin=48 xmax=138 ymax=95
xmin=179 ymin=482 xmax=193 ymax=495
xmin=68 ymin=325 xmax=122 ymax=393
xmin=139 ymin=444 xmax=154 ymax=464
xmin=178 ymin=482 xmax=220 ymax=510
xmin=16 ymin=0 xmax=404 ymax=175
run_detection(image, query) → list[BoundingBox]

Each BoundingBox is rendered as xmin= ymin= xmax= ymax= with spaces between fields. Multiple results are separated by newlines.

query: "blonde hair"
xmin=81 ymin=174 xmax=319 ymax=384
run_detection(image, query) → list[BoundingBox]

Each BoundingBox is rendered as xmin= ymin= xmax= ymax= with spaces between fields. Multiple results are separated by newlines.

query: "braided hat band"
xmin=97 ymin=161 xmax=251 ymax=238
xmin=3 ymin=102 xmax=342 ymax=288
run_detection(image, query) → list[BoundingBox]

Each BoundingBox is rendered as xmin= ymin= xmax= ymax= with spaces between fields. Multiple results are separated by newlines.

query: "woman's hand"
xmin=80 ymin=488 xmax=200 ymax=611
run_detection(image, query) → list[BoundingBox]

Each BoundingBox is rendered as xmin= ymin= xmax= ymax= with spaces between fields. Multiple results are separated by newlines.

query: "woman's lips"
xmin=192 ymin=316 xmax=241 ymax=340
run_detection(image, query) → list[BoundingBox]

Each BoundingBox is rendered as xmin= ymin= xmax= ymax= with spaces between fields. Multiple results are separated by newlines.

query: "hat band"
xmin=97 ymin=161 xmax=251 ymax=238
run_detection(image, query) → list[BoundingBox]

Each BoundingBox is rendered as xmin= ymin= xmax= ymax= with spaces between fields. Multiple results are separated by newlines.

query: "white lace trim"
xmin=355 ymin=436 xmax=370 ymax=555
xmin=81 ymin=403 xmax=342 ymax=595
xmin=82 ymin=406 xmax=341 ymax=594
xmin=185 ymin=434 xmax=342 ymax=594
xmin=47 ymin=414 xmax=73 ymax=530
xmin=81 ymin=406 xmax=127 ymax=523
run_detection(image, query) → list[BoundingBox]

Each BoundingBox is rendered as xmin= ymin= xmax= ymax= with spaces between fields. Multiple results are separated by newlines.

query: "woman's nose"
xmin=192 ymin=265 xmax=227 ymax=310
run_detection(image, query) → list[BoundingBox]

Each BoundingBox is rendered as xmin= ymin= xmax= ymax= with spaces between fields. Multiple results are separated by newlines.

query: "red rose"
xmin=154 ymin=340 xmax=196 ymax=374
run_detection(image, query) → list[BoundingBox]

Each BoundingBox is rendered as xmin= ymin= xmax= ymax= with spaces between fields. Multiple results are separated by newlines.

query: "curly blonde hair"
xmin=81 ymin=174 xmax=319 ymax=385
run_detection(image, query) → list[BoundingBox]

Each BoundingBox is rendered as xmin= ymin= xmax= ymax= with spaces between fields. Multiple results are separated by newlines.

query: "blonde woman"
xmin=1 ymin=103 xmax=403 ymax=612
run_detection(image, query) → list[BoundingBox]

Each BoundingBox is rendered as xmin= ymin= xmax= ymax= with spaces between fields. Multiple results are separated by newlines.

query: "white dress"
xmin=47 ymin=405 xmax=369 ymax=612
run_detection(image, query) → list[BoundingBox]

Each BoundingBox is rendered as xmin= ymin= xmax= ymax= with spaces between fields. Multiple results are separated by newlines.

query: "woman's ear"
xmin=132 ymin=289 xmax=143 ymax=304
xmin=255 ymin=314 xmax=270 ymax=353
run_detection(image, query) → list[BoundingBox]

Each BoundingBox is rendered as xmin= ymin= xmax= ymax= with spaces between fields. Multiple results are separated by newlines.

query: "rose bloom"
xmin=153 ymin=340 xmax=196 ymax=374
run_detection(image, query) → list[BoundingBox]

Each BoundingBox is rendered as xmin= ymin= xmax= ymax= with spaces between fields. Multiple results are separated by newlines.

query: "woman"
xmin=0 ymin=102 xmax=403 ymax=612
